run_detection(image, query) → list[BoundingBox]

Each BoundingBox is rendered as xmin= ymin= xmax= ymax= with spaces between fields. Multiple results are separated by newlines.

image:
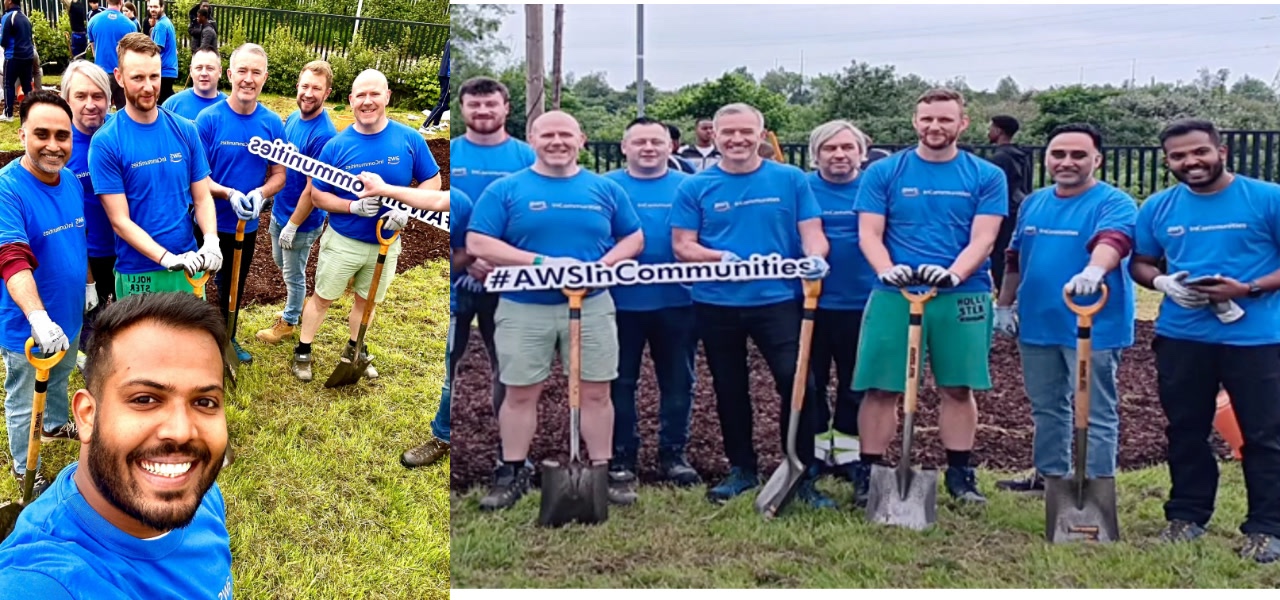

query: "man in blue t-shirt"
xmin=444 ymin=76 xmax=535 ymax=477
xmin=0 ymin=292 xmax=234 ymax=599
xmin=160 ymin=45 xmax=224 ymax=122
xmin=990 ymin=123 xmax=1138 ymax=495
xmin=467 ymin=110 xmax=643 ymax=511
xmin=91 ymin=33 xmax=222 ymax=300
xmin=852 ymin=88 xmax=1007 ymax=506
xmin=299 ymin=69 xmax=440 ymax=381
xmin=195 ymin=43 xmax=286 ymax=365
xmin=600 ymin=117 xmax=698 ymax=499
xmin=1130 ymin=118 xmax=1280 ymax=563
xmin=145 ymin=0 xmax=179 ymax=103
xmin=669 ymin=102 xmax=832 ymax=507
xmin=254 ymin=60 xmax=336 ymax=354
xmin=86 ymin=0 xmax=139 ymax=110
xmin=0 ymin=0 xmax=35 ymax=122
xmin=0 ymin=91 xmax=89 ymax=496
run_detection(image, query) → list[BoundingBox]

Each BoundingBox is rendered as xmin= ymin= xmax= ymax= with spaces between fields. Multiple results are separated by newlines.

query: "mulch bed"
xmin=449 ymin=318 xmax=1233 ymax=491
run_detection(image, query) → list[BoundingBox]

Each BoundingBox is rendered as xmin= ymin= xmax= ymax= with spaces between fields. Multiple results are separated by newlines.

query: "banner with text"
xmin=483 ymin=254 xmax=819 ymax=292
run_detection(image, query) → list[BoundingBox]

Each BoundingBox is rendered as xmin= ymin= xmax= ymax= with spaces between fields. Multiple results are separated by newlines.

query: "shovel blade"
xmin=537 ymin=460 xmax=608 ymax=528
xmin=755 ymin=457 xmax=805 ymax=519
xmin=323 ymin=355 xmax=369 ymax=389
xmin=1044 ymin=475 xmax=1120 ymax=543
xmin=222 ymin=344 xmax=238 ymax=386
xmin=0 ymin=501 xmax=23 ymax=541
xmin=866 ymin=463 xmax=937 ymax=530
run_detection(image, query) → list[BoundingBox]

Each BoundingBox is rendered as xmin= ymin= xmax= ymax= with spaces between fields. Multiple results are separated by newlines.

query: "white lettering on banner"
xmin=483 ymin=253 xmax=816 ymax=292
xmin=246 ymin=136 xmax=447 ymax=232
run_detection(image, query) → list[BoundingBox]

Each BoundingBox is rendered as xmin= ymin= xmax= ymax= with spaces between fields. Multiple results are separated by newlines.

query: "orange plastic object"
xmin=1214 ymin=390 xmax=1244 ymax=461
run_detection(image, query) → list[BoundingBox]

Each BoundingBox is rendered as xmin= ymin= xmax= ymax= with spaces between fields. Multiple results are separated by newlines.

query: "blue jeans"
xmin=5 ymin=335 xmax=80 ymax=475
xmin=611 ymin=306 xmax=697 ymax=469
xmin=430 ymin=315 xmax=455 ymax=443
xmin=1018 ymin=341 xmax=1122 ymax=478
xmin=269 ymin=217 xmax=324 ymax=325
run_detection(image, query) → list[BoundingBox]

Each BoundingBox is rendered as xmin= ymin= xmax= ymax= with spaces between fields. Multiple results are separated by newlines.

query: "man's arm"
xmin=600 ymin=230 xmax=643 ymax=266
xmin=1129 ymin=253 xmax=1165 ymax=290
xmin=310 ymin=188 xmax=357 ymax=215
xmin=672 ymin=228 xmax=728 ymax=263
xmin=948 ymin=215 xmax=1004 ymax=281
xmin=354 ymin=172 xmax=448 ymax=212
xmin=100 ymin=192 xmax=170 ymax=262
xmin=857 ymin=213 xmax=895 ymax=274
xmin=4 ymin=270 xmax=46 ymax=318
xmin=190 ymin=177 xmax=218 ymax=238
xmin=286 ymin=179 xmax=318 ymax=226
xmin=798 ymin=218 xmax=829 ymax=258
xmin=465 ymin=231 xmax=541 ymax=267
xmin=255 ymin=163 xmax=286 ymax=199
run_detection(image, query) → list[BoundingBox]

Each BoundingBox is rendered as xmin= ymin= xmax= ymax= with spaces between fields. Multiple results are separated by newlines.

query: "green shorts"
xmin=314 ymin=227 xmax=402 ymax=304
xmin=493 ymin=292 xmax=619 ymax=386
xmin=115 ymin=269 xmax=204 ymax=299
xmin=852 ymin=288 xmax=993 ymax=393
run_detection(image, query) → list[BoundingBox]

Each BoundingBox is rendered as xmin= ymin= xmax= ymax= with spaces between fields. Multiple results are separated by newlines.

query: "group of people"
xmin=447 ymin=74 xmax=1280 ymax=565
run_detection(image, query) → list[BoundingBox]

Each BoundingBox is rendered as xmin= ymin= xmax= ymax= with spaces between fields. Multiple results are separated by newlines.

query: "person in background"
xmin=675 ymin=117 xmax=721 ymax=172
xmin=0 ymin=0 xmax=36 ymax=123
xmin=987 ymin=115 xmax=1031 ymax=293
xmin=665 ymin=123 xmax=696 ymax=174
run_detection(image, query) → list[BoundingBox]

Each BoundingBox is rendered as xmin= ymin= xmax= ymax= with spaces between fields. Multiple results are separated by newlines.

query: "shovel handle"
xmin=788 ymin=280 xmax=822 ymax=412
xmin=563 ymin=288 xmax=585 ymax=413
xmin=22 ymin=337 xmax=62 ymax=497
xmin=1063 ymin=283 xmax=1109 ymax=319
xmin=1066 ymin=284 xmax=1107 ymax=431
xmin=185 ymin=271 xmax=209 ymax=297
xmin=24 ymin=337 xmax=65 ymax=373
xmin=376 ymin=218 xmax=402 ymax=248
xmin=900 ymin=288 xmax=935 ymax=415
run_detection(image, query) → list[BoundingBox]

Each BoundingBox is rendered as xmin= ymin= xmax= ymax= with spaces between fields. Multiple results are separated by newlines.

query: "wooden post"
xmin=525 ymin=4 xmax=545 ymax=138
xmin=551 ymin=4 xmax=564 ymax=110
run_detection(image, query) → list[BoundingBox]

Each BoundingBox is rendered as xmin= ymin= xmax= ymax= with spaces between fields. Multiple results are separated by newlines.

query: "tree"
xmin=648 ymin=71 xmax=792 ymax=134
xmin=995 ymin=76 xmax=1021 ymax=101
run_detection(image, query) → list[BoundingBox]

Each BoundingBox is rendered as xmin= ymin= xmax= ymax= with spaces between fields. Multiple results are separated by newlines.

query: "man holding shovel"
xmin=0 ymin=91 xmax=89 ymax=497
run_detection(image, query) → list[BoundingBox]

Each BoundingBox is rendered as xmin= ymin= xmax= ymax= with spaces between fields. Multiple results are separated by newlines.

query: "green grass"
xmin=0 ymin=262 xmax=451 ymax=599
xmin=451 ymin=464 xmax=1280 ymax=588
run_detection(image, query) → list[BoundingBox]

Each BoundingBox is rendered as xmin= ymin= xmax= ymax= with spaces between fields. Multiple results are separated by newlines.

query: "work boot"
xmin=796 ymin=466 xmax=837 ymax=510
xmin=10 ymin=466 xmax=50 ymax=499
xmin=1240 ymin=533 xmax=1280 ymax=564
xmin=607 ymin=466 xmax=639 ymax=506
xmin=945 ymin=466 xmax=988 ymax=505
xmin=478 ymin=462 xmax=532 ymax=511
xmin=291 ymin=351 xmax=313 ymax=382
xmin=850 ymin=462 xmax=872 ymax=508
xmin=995 ymin=471 xmax=1045 ymax=493
xmin=1158 ymin=519 xmax=1207 ymax=543
xmin=706 ymin=466 xmax=758 ymax=504
xmin=659 ymin=452 xmax=701 ymax=487
xmin=401 ymin=437 xmax=449 ymax=468
xmin=41 ymin=422 xmax=79 ymax=443
xmin=232 ymin=339 xmax=252 ymax=364
xmin=255 ymin=317 xmax=296 ymax=344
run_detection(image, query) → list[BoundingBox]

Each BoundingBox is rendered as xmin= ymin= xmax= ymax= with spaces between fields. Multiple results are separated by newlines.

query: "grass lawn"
xmin=0 ymin=262 xmax=451 ymax=599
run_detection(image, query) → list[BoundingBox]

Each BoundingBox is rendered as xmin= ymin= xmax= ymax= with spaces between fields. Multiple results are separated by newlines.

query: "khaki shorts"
xmin=313 ymin=227 xmax=402 ymax=303
xmin=493 ymin=292 xmax=619 ymax=386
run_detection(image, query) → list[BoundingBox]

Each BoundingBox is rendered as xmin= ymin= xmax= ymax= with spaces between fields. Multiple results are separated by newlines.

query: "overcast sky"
xmin=483 ymin=3 xmax=1280 ymax=93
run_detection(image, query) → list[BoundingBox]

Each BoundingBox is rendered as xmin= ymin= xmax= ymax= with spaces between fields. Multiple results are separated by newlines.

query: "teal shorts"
xmin=852 ymin=288 xmax=993 ymax=393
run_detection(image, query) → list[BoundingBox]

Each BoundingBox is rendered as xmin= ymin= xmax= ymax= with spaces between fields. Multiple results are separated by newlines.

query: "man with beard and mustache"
xmin=160 ymin=45 xmax=225 ymax=121
xmin=145 ymin=0 xmax=177 ymax=103
xmin=0 ymin=292 xmax=233 ymax=598
xmin=851 ymin=88 xmax=1006 ymax=506
xmin=195 ymin=43 xmax=286 ymax=365
xmin=91 ymin=33 xmax=222 ymax=300
xmin=1130 ymin=118 xmax=1280 ymax=563
xmin=0 ymin=91 xmax=88 ymax=498
xmin=991 ymin=123 xmax=1138 ymax=495
xmin=670 ymin=102 xmax=833 ymax=507
xmin=86 ymin=0 xmax=140 ymax=111
xmin=254 ymin=61 xmax=337 ymax=358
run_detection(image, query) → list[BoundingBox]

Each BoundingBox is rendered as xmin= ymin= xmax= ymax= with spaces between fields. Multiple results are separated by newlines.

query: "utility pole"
xmin=525 ymin=4 xmax=545 ymax=137
xmin=552 ymin=4 xmax=564 ymax=110
xmin=636 ymin=4 xmax=645 ymax=117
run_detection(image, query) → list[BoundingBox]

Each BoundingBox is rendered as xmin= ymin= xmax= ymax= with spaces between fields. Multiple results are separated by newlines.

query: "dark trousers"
xmin=216 ymin=229 xmax=257 ymax=340
xmin=160 ymin=77 xmax=176 ymax=104
xmin=610 ymin=306 xmax=697 ymax=469
xmin=695 ymin=299 xmax=820 ymax=472
xmin=425 ymin=76 xmax=449 ymax=127
xmin=4 ymin=57 xmax=33 ymax=118
xmin=80 ymin=255 xmax=118 ymax=353
xmin=109 ymin=79 xmax=124 ymax=111
xmin=450 ymin=287 xmax=505 ymax=457
xmin=810 ymin=307 xmax=864 ymax=437
xmin=1154 ymin=335 xmax=1280 ymax=537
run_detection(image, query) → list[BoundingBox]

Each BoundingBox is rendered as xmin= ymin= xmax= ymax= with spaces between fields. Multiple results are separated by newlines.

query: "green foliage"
xmin=388 ymin=54 xmax=441 ymax=109
xmin=649 ymin=71 xmax=791 ymax=134
xmin=259 ymin=26 xmax=314 ymax=96
xmin=327 ymin=35 xmax=381 ymax=99
xmin=31 ymin=11 xmax=69 ymax=75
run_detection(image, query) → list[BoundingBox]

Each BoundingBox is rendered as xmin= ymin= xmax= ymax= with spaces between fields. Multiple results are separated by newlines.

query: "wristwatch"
xmin=1248 ymin=280 xmax=1264 ymax=298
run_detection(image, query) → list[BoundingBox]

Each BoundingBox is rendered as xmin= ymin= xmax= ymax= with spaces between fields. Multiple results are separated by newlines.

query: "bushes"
xmin=32 ymin=11 xmax=69 ymax=75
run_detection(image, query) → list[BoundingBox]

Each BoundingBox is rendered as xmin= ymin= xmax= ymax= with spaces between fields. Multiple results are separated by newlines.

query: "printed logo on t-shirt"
xmin=1191 ymin=223 xmax=1248 ymax=233
xmin=388 ymin=156 xmax=401 ymax=165
xmin=1036 ymin=228 xmax=1079 ymax=237
xmin=452 ymin=167 xmax=466 ymax=177
xmin=713 ymin=201 xmax=730 ymax=212
xmin=1166 ymin=225 xmax=1185 ymax=237
xmin=902 ymin=187 xmax=920 ymax=197
xmin=736 ymin=197 xmax=780 ymax=208
xmin=637 ymin=203 xmax=672 ymax=210
xmin=75 ymin=216 xmax=85 ymax=228
xmin=43 ymin=219 xmax=81 ymax=237
xmin=529 ymin=201 xmax=547 ymax=211
xmin=1023 ymin=226 xmax=1037 ymax=236
xmin=170 ymin=152 xmax=183 ymax=163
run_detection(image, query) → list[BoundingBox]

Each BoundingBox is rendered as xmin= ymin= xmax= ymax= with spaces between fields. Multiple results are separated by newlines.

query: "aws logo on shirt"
xmin=42 ymin=218 xmax=81 ymax=237
xmin=452 ymin=167 xmax=466 ymax=177
xmin=388 ymin=156 xmax=401 ymax=165
xmin=170 ymin=152 xmax=183 ymax=163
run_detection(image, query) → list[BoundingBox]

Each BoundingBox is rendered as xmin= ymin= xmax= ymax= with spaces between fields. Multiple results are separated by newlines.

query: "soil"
xmin=449 ymin=318 xmax=1234 ymax=491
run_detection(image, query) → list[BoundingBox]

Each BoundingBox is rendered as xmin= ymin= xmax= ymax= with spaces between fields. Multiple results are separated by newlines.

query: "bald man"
xmin=298 ymin=69 xmax=440 ymax=381
xmin=466 ymin=110 xmax=645 ymax=511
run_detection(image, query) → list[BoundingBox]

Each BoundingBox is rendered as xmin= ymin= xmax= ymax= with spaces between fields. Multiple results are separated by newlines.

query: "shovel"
xmin=325 ymin=218 xmax=400 ymax=388
xmin=186 ymin=271 xmax=210 ymax=298
xmin=0 ymin=338 xmax=68 ymax=540
xmin=1045 ymin=283 xmax=1120 ymax=543
xmin=538 ymin=287 xmax=609 ymax=528
xmin=866 ymin=285 xmax=939 ymax=531
xmin=756 ymin=278 xmax=822 ymax=519
xmin=222 ymin=219 xmax=246 ymax=388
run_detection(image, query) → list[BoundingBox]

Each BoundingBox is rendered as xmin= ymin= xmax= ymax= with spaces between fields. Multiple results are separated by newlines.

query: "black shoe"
xmin=478 ymin=463 xmax=532 ymax=511
xmin=1240 ymin=533 xmax=1280 ymax=564
xmin=850 ymin=462 xmax=871 ymax=508
xmin=10 ymin=466 xmax=50 ymax=499
xmin=706 ymin=467 xmax=759 ymax=504
xmin=41 ymin=422 xmax=79 ymax=443
xmin=660 ymin=454 xmax=701 ymax=487
xmin=607 ymin=466 xmax=639 ymax=506
xmin=1158 ymin=519 xmax=1207 ymax=543
xmin=945 ymin=466 xmax=988 ymax=505
xmin=995 ymin=472 xmax=1045 ymax=493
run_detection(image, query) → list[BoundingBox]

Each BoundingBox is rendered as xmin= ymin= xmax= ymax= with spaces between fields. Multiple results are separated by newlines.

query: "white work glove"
xmin=384 ymin=207 xmax=411 ymax=232
xmin=195 ymin=234 xmax=223 ymax=273
xmin=278 ymin=221 xmax=298 ymax=250
xmin=720 ymin=251 xmax=742 ymax=263
xmin=994 ymin=305 xmax=1019 ymax=338
xmin=917 ymin=264 xmax=961 ymax=288
xmin=1211 ymin=299 xmax=1245 ymax=324
xmin=1065 ymin=265 xmax=1106 ymax=296
xmin=160 ymin=250 xmax=201 ymax=275
xmin=229 ymin=190 xmax=255 ymax=221
xmin=878 ymin=264 xmax=914 ymax=287
xmin=350 ymin=196 xmax=383 ymax=218
xmin=1152 ymin=271 xmax=1210 ymax=309
xmin=801 ymin=255 xmax=829 ymax=280
xmin=245 ymin=189 xmax=266 ymax=218
xmin=85 ymin=283 xmax=98 ymax=313
xmin=454 ymin=274 xmax=485 ymax=293
xmin=27 ymin=310 xmax=69 ymax=353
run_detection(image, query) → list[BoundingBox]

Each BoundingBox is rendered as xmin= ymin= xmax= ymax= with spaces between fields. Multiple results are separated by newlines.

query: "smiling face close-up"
xmin=913 ymin=99 xmax=968 ymax=151
xmin=118 ymin=49 xmax=162 ymax=113
xmin=530 ymin=112 xmax=585 ymax=170
xmin=295 ymin=69 xmax=330 ymax=119
xmin=64 ymin=71 xmax=109 ymax=133
xmin=621 ymin=122 xmax=671 ymax=172
xmin=1046 ymin=131 xmax=1102 ymax=189
xmin=816 ymin=128 xmax=864 ymax=181
xmin=189 ymin=50 xmax=222 ymax=96
xmin=1163 ymin=129 xmax=1228 ymax=189
xmin=349 ymin=72 xmax=391 ymax=129
xmin=713 ymin=110 xmax=763 ymax=163
xmin=20 ymin=103 xmax=73 ymax=176
xmin=228 ymin=52 xmax=268 ymax=106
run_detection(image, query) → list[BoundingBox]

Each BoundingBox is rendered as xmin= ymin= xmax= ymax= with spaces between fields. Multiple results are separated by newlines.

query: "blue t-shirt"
xmin=86 ymin=9 xmax=137 ymax=75
xmin=450 ymin=188 xmax=473 ymax=313
xmin=161 ymin=90 xmax=227 ymax=123
xmin=1011 ymin=182 xmax=1138 ymax=350
xmin=449 ymin=136 xmax=536 ymax=201
xmin=603 ymin=168 xmax=692 ymax=312
xmin=196 ymin=101 xmax=286 ymax=234
xmin=669 ymin=160 xmax=822 ymax=307
xmin=0 ymin=463 xmax=233 ymax=600
xmin=272 ymin=109 xmax=337 ymax=233
xmin=1135 ymin=175 xmax=1280 ymax=345
xmin=0 ymin=162 xmax=87 ymax=353
xmin=853 ymin=150 xmax=1008 ymax=294
xmin=89 ymin=108 xmax=210 ymax=274
xmin=808 ymin=171 xmax=875 ymax=310
xmin=149 ymin=15 xmax=179 ymax=78
xmin=312 ymin=120 xmax=439 ymax=245
xmin=69 ymin=118 xmax=116 ymax=258
xmin=469 ymin=168 xmax=642 ymax=305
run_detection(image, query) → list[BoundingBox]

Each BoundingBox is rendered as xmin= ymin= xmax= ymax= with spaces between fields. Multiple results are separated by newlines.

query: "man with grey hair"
xmin=670 ymin=102 xmax=834 ymax=506
xmin=195 ymin=42 xmax=285 ymax=365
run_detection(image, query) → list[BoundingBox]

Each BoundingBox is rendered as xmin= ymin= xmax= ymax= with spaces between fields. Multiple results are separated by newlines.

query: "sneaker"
xmin=0 ymin=115 xmax=13 ymax=123
xmin=362 ymin=352 xmax=378 ymax=380
xmin=478 ymin=462 xmax=532 ymax=511
xmin=706 ymin=466 xmax=759 ymax=504
xmin=41 ymin=422 xmax=79 ymax=443
xmin=850 ymin=462 xmax=872 ymax=508
xmin=945 ymin=466 xmax=988 ymax=505
xmin=607 ymin=466 xmax=639 ymax=506
xmin=76 ymin=350 xmax=86 ymax=372
xmin=255 ymin=317 xmax=296 ymax=345
xmin=995 ymin=471 xmax=1046 ymax=493
xmin=1158 ymin=519 xmax=1207 ymax=543
xmin=10 ymin=466 xmax=50 ymax=499
xmin=291 ymin=352 xmax=313 ymax=382
xmin=232 ymin=339 xmax=252 ymax=364
xmin=796 ymin=467 xmax=837 ymax=510
xmin=401 ymin=437 xmax=450 ymax=468
xmin=659 ymin=454 xmax=701 ymax=487
xmin=832 ymin=460 xmax=863 ymax=483
xmin=1240 ymin=533 xmax=1280 ymax=564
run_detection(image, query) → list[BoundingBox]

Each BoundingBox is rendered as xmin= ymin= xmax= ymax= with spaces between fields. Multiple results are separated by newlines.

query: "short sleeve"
xmin=853 ymin=158 xmax=891 ymax=215
xmin=1133 ymin=194 xmax=1163 ymax=259
xmin=88 ymin=132 xmax=125 ymax=195
xmin=669 ymin=177 xmax=701 ymax=231
xmin=1009 ymin=195 xmax=1030 ymax=252
xmin=467 ymin=180 xmax=510 ymax=239
xmin=181 ymin=117 xmax=211 ymax=183
xmin=450 ymin=189 xmax=472 ymax=249
xmin=410 ymin=132 xmax=440 ymax=183
xmin=607 ymin=180 xmax=641 ymax=238
xmin=976 ymin=163 xmax=1009 ymax=217
xmin=795 ymin=169 xmax=821 ymax=221
xmin=1094 ymin=189 xmax=1139 ymax=240
xmin=0 ymin=569 xmax=75 ymax=599
xmin=0 ymin=189 xmax=29 ymax=247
